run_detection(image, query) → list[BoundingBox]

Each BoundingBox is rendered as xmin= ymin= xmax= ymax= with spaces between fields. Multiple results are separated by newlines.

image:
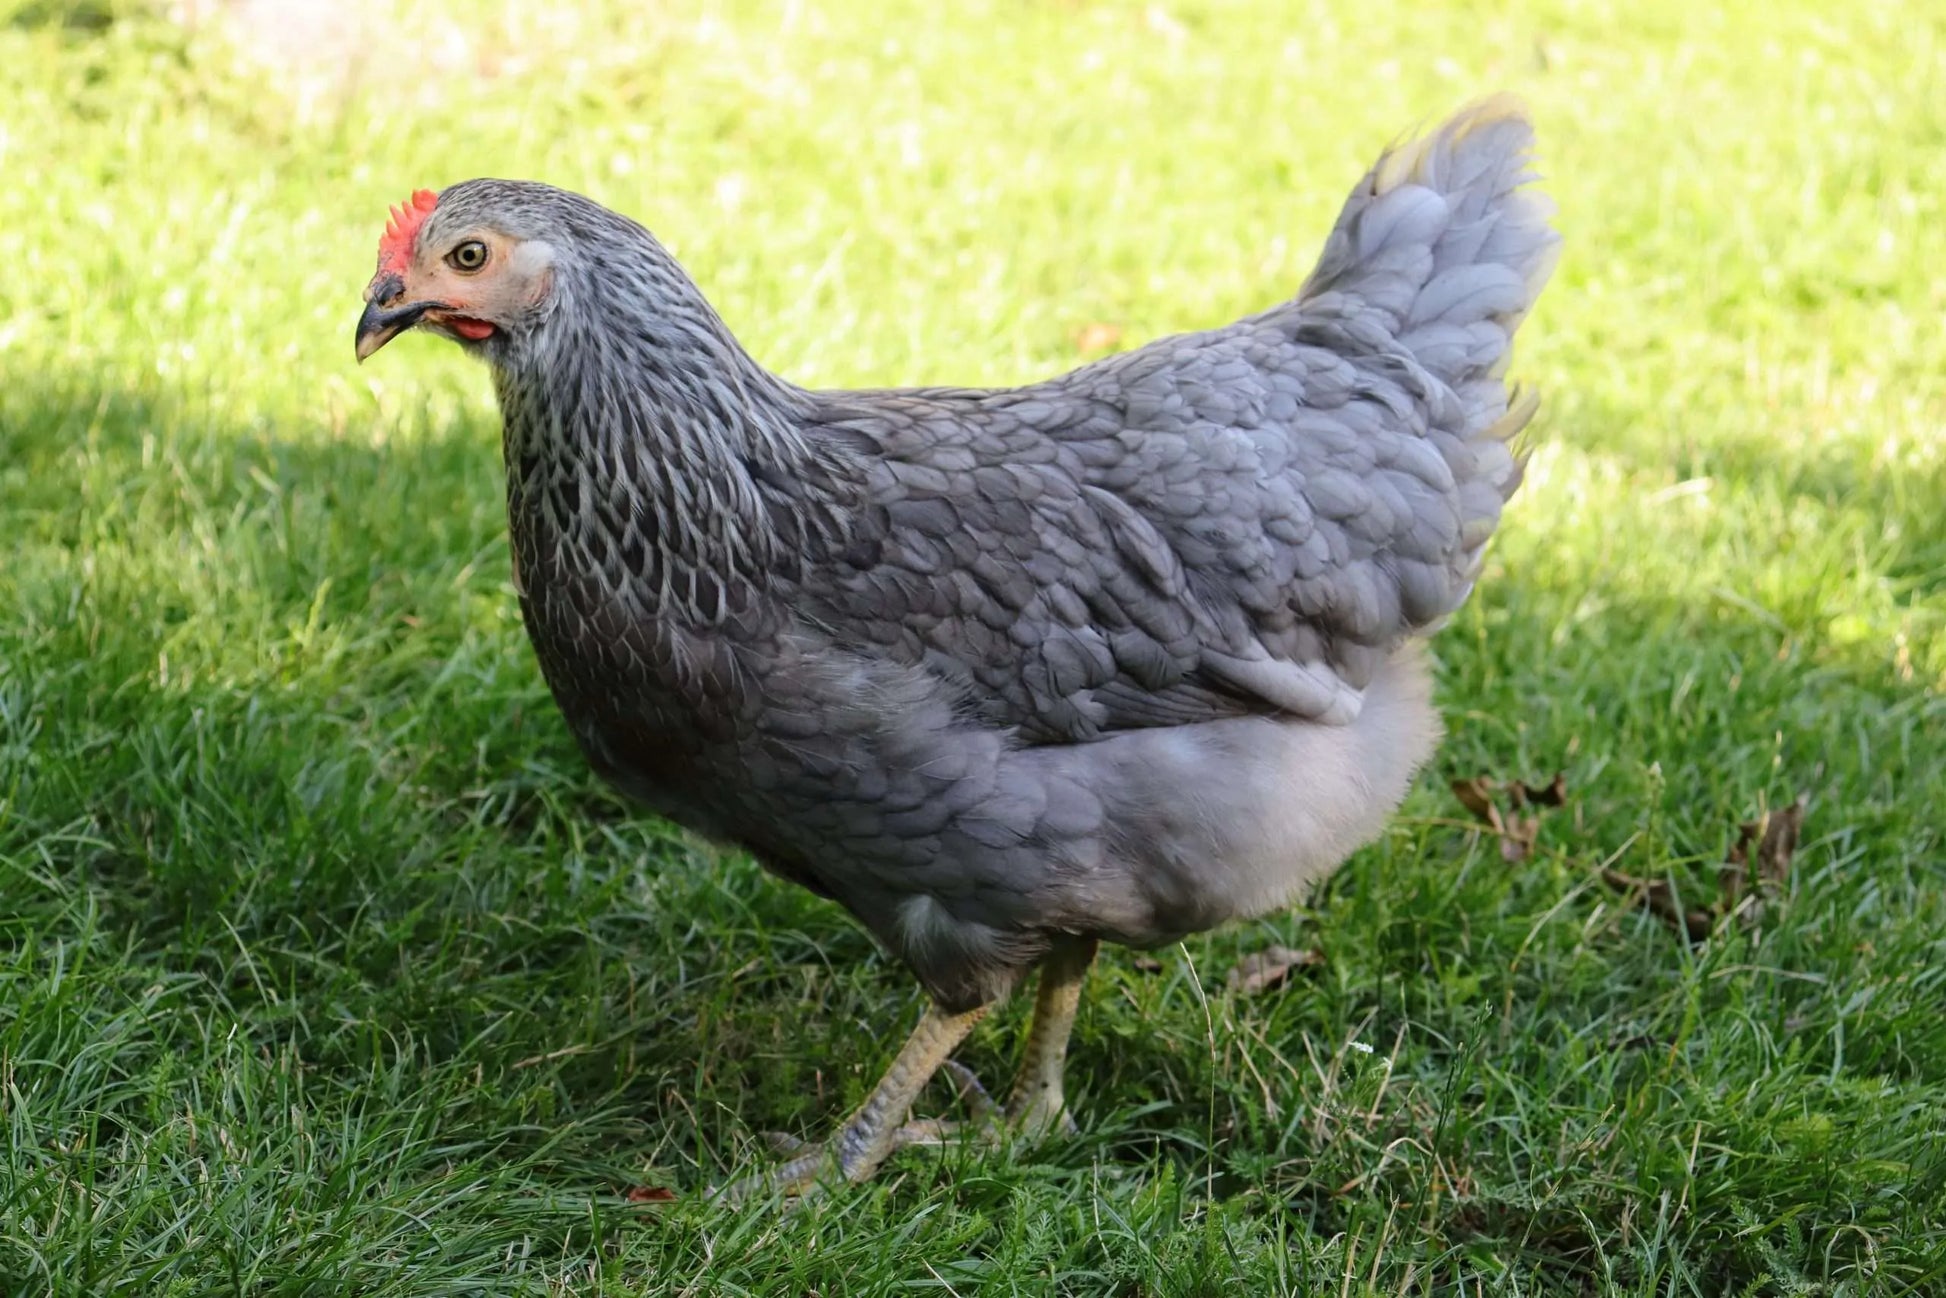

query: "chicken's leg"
xmin=1002 ymin=935 xmax=1096 ymax=1134
xmin=894 ymin=936 xmax=1097 ymax=1148
xmin=714 ymin=1001 xmax=988 ymax=1201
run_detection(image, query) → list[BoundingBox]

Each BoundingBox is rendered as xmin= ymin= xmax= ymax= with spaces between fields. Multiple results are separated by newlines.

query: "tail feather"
xmin=1287 ymin=97 xmax=1559 ymax=604
xmin=1292 ymin=96 xmax=1559 ymax=563
xmin=1299 ymin=95 xmax=1560 ymax=397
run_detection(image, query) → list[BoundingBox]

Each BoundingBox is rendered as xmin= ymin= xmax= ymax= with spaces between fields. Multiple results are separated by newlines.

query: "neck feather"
xmin=493 ymin=241 xmax=849 ymax=624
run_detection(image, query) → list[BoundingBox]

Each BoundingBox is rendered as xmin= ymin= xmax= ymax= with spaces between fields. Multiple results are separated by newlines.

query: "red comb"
xmin=377 ymin=188 xmax=439 ymax=274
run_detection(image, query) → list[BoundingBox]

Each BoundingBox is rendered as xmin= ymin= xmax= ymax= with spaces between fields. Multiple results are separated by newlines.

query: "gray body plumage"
xmin=429 ymin=100 xmax=1560 ymax=1012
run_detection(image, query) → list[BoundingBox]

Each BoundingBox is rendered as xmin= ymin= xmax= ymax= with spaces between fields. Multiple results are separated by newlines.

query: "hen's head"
xmin=355 ymin=180 xmax=584 ymax=362
xmin=352 ymin=179 xmax=789 ymax=465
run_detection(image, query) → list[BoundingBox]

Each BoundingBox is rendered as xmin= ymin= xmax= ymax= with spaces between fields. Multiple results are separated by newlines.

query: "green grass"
xmin=3 ymin=0 xmax=1943 ymax=1291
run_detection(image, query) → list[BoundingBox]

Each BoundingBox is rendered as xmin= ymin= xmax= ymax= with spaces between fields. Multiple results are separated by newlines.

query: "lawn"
xmin=2 ymin=0 xmax=1943 ymax=1292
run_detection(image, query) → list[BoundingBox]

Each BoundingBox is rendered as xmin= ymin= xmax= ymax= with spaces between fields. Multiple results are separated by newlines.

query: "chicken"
xmin=353 ymin=96 xmax=1560 ymax=1197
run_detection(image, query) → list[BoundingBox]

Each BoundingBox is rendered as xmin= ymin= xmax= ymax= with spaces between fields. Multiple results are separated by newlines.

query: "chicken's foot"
xmin=716 ymin=939 xmax=1097 ymax=1201
xmin=713 ymin=1001 xmax=988 ymax=1202
xmin=893 ymin=937 xmax=1097 ymax=1149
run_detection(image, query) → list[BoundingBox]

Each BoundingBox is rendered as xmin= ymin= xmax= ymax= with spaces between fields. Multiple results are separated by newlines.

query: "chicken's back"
xmin=807 ymin=97 xmax=1560 ymax=740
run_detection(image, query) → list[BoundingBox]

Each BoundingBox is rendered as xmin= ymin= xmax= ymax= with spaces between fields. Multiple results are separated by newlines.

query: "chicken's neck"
xmin=492 ymin=263 xmax=846 ymax=626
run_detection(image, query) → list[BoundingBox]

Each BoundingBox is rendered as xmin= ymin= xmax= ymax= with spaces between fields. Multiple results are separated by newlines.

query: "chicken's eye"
xmin=448 ymin=240 xmax=489 ymax=272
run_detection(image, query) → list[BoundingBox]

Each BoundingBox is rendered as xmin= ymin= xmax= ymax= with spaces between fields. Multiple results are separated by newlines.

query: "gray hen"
xmin=354 ymin=96 xmax=1560 ymax=1195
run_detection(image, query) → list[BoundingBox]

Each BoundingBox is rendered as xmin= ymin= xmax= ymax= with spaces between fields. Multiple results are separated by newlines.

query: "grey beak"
xmin=355 ymin=273 xmax=447 ymax=362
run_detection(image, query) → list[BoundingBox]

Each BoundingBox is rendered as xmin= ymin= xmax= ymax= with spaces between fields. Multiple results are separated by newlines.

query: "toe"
xmin=889 ymin=1117 xmax=965 ymax=1149
xmin=711 ymin=1140 xmax=847 ymax=1204
xmin=937 ymin=1058 xmax=999 ymax=1120
xmin=1004 ymin=1087 xmax=1076 ymax=1141
xmin=761 ymin=1130 xmax=812 ymax=1156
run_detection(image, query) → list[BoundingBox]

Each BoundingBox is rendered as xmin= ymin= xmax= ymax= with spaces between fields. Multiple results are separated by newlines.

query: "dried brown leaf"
xmin=625 ymin=1185 xmax=677 ymax=1203
xmin=1520 ymin=772 xmax=1568 ymax=807
xmin=1226 ymin=944 xmax=1322 ymax=995
xmin=1602 ymin=868 xmax=1714 ymax=942
xmin=1751 ymin=795 xmax=1806 ymax=885
xmin=1723 ymin=793 xmax=1807 ymax=923
xmin=1499 ymin=814 xmax=1541 ymax=862
xmin=1450 ymin=777 xmax=1505 ymax=832
xmin=1454 ymin=772 xmax=1568 ymax=859
xmin=1602 ymin=792 xmax=1807 ymax=944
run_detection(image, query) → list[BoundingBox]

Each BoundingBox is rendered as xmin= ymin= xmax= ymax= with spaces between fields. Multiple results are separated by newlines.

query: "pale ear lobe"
xmin=510 ymin=240 xmax=556 ymax=278
xmin=510 ymin=239 xmax=557 ymax=307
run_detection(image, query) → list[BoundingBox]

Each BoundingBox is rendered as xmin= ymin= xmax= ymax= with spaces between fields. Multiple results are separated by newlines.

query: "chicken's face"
xmin=355 ymin=188 xmax=557 ymax=362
